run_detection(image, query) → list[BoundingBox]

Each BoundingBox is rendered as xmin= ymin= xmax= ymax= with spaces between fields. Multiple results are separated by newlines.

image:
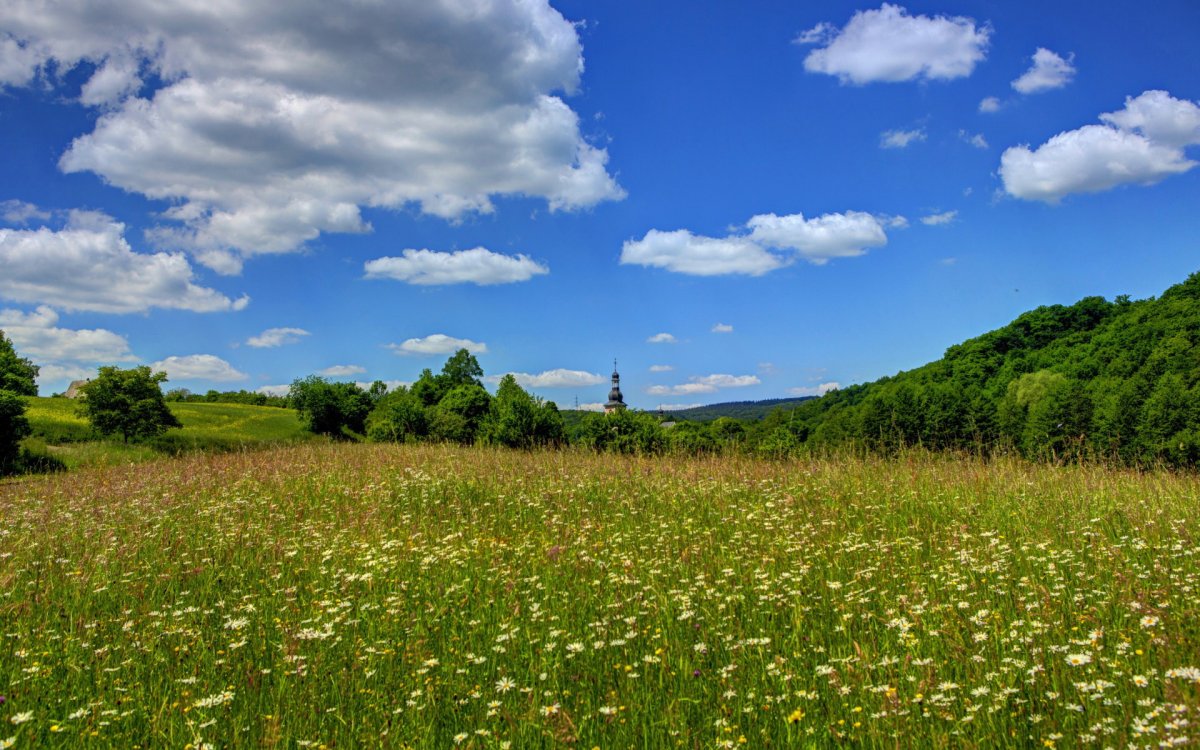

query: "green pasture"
xmin=0 ymin=445 xmax=1196 ymax=748
xmin=21 ymin=397 xmax=312 ymax=469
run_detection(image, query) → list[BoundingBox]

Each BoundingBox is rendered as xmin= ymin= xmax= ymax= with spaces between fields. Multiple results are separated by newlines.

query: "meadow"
xmin=21 ymin=397 xmax=311 ymax=469
xmin=0 ymin=444 xmax=1197 ymax=748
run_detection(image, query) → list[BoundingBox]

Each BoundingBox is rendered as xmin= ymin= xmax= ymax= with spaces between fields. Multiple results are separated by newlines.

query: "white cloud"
xmin=979 ymin=96 xmax=1002 ymax=113
xmin=1000 ymin=91 xmax=1200 ymax=202
xmin=921 ymin=210 xmax=958 ymax=226
xmin=246 ymin=327 xmax=309 ymax=348
xmin=649 ymin=364 xmax=673 ymax=372
xmin=0 ymin=305 xmax=135 ymax=364
xmin=1099 ymin=90 xmax=1200 ymax=148
xmin=364 ymin=247 xmax=548 ymax=286
xmin=647 ymin=383 xmax=716 ymax=396
xmin=959 ymin=130 xmax=988 ymax=149
xmin=646 ymin=332 xmax=677 ymax=344
xmin=1 ymin=0 xmax=623 ymax=273
xmin=576 ymin=402 xmax=605 ymax=412
xmin=318 ymin=364 xmax=366 ymax=377
xmin=0 ymin=212 xmax=248 ymax=313
xmin=37 ymin=363 xmax=95 ymax=387
xmin=711 ymin=323 xmax=733 ymax=333
xmin=799 ymin=4 xmax=989 ymax=85
xmin=1011 ymin=48 xmax=1075 ymax=94
xmin=623 ymin=210 xmax=891 ymax=277
xmin=746 ymin=211 xmax=888 ymax=265
xmin=0 ymin=199 xmax=50 ymax=224
xmin=880 ymin=128 xmax=926 ymax=149
xmin=789 ymin=382 xmax=841 ymax=397
xmin=656 ymin=402 xmax=705 ymax=412
xmin=388 ymin=334 xmax=488 ymax=356
xmin=647 ymin=373 xmax=759 ymax=396
xmin=491 ymin=369 xmax=605 ymax=388
xmin=255 ymin=384 xmax=290 ymax=397
xmin=354 ymin=379 xmax=410 ymax=393
xmin=692 ymin=374 xmax=759 ymax=388
xmin=151 ymin=354 xmax=248 ymax=382
xmin=620 ymin=230 xmax=786 ymax=277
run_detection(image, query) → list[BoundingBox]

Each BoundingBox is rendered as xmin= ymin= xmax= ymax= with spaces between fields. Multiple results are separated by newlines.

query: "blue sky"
xmin=1 ymin=1 xmax=1198 ymax=410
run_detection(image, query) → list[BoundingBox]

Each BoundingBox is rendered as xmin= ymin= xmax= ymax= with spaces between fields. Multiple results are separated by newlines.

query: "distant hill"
xmin=769 ymin=270 xmax=1200 ymax=466
xmin=660 ymin=397 xmax=815 ymax=422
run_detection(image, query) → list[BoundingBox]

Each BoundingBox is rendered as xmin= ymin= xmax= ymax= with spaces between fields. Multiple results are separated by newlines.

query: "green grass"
xmin=0 ymin=445 xmax=1197 ymax=748
xmin=22 ymin=397 xmax=313 ymax=469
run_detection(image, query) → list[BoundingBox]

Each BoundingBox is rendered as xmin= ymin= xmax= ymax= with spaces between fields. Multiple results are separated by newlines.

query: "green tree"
xmin=366 ymin=386 xmax=428 ymax=443
xmin=480 ymin=374 xmax=565 ymax=449
xmin=79 ymin=366 xmax=182 ymax=443
xmin=440 ymin=349 xmax=484 ymax=389
xmin=289 ymin=376 xmax=372 ymax=438
xmin=0 ymin=390 xmax=31 ymax=473
xmin=431 ymin=384 xmax=491 ymax=444
xmin=0 ymin=330 xmax=39 ymax=396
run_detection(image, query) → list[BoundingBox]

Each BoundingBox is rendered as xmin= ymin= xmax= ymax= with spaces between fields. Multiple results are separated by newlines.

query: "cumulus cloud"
xmin=647 ymin=373 xmax=759 ymax=396
xmin=1000 ymin=90 xmax=1200 ymax=202
xmin=979 ymin=96 xmax=1002 ymax=113
xmin=1011 ymin=48 xmax=1075 ymax=94
xmin=746 ymin=211 xmax=888 ymax=265
xmin=0 ymin=0 xmax=623 ymax=273
xmin=364 ymin=247 xmax=548 ymax=286
xmin=490 ymin=369 xmax=605 ymax=388
xmin=921 ymin=210 xmax=958 ymax=226
xmin=622 ymin=210 xmax=891 ymax=276
xmin=151 ymin=354 xmax=248 ymax=382
xmin=0 ymin=199 xmax=50 ymax=224
xmin=255 ymin=384 xmax=290 ymax=398
xmin=246 ymin=327 xmax=309 ymax=348
xmin=620 ymin=230 xmax=785 ymax=277
xmin=711 ymin=323 xmax=733 ymax=333
xmin=798 ymin=4 xmax=989 ymax=84
xmin=388 ymin=334 xmax=487 ymax=356
xmin=789 ymin=382 xmax=841 ymax=397
xmin=646 ymin=333 xmax=677 ymax=344
xmin=880 ymin=128 xmax=926 ymax=148
xmin=0 ymin=305 xmax=135 ymax=364
xmin=649 ymin=364 xmax=673 ymax=372
xmin=656 ymin=402 xmax=705 ymax=412
xmin=0 ymin=211 xmax=247 ymax=313
xmin=318 ymin=364 xmax=366 ymax=377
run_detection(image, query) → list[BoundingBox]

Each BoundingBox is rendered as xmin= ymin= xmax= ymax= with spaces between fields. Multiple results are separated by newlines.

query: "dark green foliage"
xmin=78 ymin=366 xmax=182 ymax=443
xmin=289 ymin=376 xmax=372 ymax=438
xmin=761 ymin=271 xmax=1200 ymax=467
xmin=366 ymin=386 xmax=429 ymax=443
xmin=576 ymin=409 xmax=666 ymax=455
xmin=0 ymin=330 xmax=39 ymax=396
xmin=479 ymin=374 xmax=565 ymax=449
xmin=432 ymin=384 xmax=492 ymax=444
xmin=0 ymin=389 xmax=31 ymax=473
xmin=660 ymin=397 xmax=814 ymax=422
xmin=165 ymin=388 xmax=290 ymax=408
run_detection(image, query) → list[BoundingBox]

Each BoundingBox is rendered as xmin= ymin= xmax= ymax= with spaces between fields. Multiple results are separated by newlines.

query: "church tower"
xmin=604 ymin=359 xmax=626 ymax=413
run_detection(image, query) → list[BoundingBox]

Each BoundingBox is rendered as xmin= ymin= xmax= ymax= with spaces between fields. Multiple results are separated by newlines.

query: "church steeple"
xmin=604 ymin=358 xmax=626 ymax=413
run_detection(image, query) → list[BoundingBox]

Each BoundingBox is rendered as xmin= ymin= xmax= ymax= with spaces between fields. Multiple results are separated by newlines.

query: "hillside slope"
xmin=777 ymin=271 xmax=1200 ymax=465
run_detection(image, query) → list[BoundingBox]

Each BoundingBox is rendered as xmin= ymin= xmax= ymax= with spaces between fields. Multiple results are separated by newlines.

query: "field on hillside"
xmin=1 ymin=445 xmax=1197 ymax=748
xmin=22 ymin=397 xmax=311 ymax=467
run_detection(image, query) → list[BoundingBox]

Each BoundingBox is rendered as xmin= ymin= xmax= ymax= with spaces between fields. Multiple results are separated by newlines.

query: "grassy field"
xmin=0 ymin=445 xmax=1197 ymax=748
xmin=22 ymin=397 xmax=311 ymax=468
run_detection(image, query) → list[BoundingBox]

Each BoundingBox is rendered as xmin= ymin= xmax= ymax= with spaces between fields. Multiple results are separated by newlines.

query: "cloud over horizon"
xmin=365 ymin=247 xmax=548 ymax=286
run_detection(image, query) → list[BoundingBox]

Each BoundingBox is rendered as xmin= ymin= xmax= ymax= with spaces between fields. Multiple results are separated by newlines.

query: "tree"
xmin=0 ymin=331 xmax=39 ymax=396
xmin=431 ymin=384 xmax=491 ymax=444
xmin=0 ymin=390 xmax=31 ymax=473
xmin=440 ymin=349 xmax=484 ymax=389
xmin=79 ymin=366 xmax=182 ymax=443
xmin=289 ymin=376 xmax=372 ymax=438
xmin=366 ymin=386 xmax=428 ymax=443
xmin=479 ymin=374 xmax=565 ymax=448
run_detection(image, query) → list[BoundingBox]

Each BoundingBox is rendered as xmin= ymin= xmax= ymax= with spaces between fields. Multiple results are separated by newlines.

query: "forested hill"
xmin=774 ymin=270 xmax=1200 ymax=466
xmin=665 ymin=398 xmax=814 ymax=422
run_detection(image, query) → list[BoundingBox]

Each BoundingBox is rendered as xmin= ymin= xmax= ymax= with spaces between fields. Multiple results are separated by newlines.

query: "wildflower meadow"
xmin=1 ymin=444 xmax=1197 ymax=748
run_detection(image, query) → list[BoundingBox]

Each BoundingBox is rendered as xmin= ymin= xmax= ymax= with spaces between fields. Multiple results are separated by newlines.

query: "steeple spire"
xmin=604 ymin=358 xmax=626 ymax=413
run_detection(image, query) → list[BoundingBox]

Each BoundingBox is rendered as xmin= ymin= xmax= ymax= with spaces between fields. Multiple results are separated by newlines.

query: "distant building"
xmin=604 ymin=360 xmax=626 ymax=413
xmin=64 ymin=379 xmax=90 ymax=399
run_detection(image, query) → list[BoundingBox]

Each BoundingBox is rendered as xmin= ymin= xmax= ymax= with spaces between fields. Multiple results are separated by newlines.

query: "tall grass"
xmin=0 ymin=445 xmax=1196 ymax=747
